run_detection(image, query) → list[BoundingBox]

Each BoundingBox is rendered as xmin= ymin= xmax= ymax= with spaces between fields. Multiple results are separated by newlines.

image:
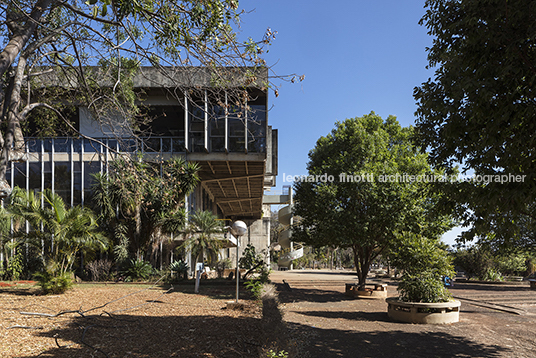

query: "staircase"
xmin=276 ymin=204 xmax=304 ymax=269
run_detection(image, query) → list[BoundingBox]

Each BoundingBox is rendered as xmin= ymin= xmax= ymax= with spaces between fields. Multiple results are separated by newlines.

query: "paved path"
xmin=270 ymin=269 xmax=536 ymax=358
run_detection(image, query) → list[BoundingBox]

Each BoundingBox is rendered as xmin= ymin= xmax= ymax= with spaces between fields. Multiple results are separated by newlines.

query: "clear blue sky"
xmin=238 ymin=1 xmax=460 ymax=245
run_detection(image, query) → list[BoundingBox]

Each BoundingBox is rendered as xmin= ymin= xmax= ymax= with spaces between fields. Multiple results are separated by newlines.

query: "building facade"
xmin=8 ymin=67 xmax=277 ymax=270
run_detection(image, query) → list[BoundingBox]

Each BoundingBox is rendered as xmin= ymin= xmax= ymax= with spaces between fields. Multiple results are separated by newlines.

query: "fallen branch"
xmin=105 ymin=286 xmax=174 ymax=315
xmin=20 ymin=310 xmax=84 ymax=318
xmin=7 ymin=325 xmax=43 ymax=329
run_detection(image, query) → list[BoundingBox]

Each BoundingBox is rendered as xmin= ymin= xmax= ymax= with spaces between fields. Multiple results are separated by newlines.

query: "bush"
xmin=86 ymin=259 xmax=113 ymax=281
xmin=397 ymin=271 xmax=452 ymax=303
xmin=168 ymin=260 xmax=189 ymax=281
xmin=214 ymin=259 xmax=232 ymax=278
xmin=124 ymin=259 xmax=153 ymax=281
xmin=6 ymin=249 xmax=24 ymax=281
xmin=34 ymin=271 xmax=74 ymax=294
xmin=239 ymin=244 xmax=263 ymax=270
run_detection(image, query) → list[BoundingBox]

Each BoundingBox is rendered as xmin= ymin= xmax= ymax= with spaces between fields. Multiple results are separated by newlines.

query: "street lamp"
xmin=230 ymin=220 xmax=247 ymax=303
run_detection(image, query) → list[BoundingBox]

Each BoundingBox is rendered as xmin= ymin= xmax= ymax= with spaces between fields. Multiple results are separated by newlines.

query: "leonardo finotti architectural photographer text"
xmin=282 ymin=173 xmax=526 ymax=184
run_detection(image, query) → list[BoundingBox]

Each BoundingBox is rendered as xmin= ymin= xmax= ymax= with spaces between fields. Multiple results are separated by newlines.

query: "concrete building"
xmin=9 ymin=67 xmax=277 ymax=271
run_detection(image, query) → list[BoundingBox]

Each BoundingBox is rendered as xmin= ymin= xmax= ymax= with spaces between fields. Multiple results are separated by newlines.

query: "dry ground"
xmin=3 ymin=272 xmax=536 ymax=358
xmin=271 ymin=270 xmax=536 ymax=358
xmin=0 ymin=281 xmax=271 ymax=358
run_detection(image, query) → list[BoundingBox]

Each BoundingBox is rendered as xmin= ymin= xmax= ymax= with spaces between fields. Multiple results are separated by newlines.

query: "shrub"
xmin=397 ymin=271 xmax=452 ymax=303
xmin=34 ymin=271 xmax=74 ymax=294
xmin=7 ymin=250 xmax=24 ymax=281
xmin=169 ymin=260 xmax=189 ymax=280
xmin=86 ymin=259 xmax=113 ymax=281
xmin=214 ymin=259 xmax=232 ymax=278
xmin=125 ymin=259 xmax=153 ymax=281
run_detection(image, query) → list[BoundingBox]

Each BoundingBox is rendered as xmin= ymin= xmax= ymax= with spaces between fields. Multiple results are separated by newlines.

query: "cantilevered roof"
xmin=197 ymin=158 xmax=266 ymax=220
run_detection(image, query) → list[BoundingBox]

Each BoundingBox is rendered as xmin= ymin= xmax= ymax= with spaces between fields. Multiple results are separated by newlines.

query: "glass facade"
xmin=8 ymin=93 xmax=267 ymax=207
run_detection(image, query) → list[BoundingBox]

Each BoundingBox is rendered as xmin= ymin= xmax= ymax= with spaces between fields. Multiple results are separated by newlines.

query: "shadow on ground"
xmin=294 ymin=309 xmax=392 ymax=323
xmin=287 ymin=323 xmax=509 ymax=358
xmin=34 ymin=314 xmax=268 ymax=358
xmin=450 ymin=282 xmax=532 ymax=293
xmin=275 ymin=284 xmax=352 ymax=304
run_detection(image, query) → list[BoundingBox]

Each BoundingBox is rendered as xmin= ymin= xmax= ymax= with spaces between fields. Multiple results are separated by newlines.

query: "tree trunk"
xmin=353 ymin=247 xmax=370 ymax=289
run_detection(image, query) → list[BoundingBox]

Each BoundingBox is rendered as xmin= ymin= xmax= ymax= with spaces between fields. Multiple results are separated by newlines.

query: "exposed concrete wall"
xmin=222 ymin=207 xmax=271 ymax=269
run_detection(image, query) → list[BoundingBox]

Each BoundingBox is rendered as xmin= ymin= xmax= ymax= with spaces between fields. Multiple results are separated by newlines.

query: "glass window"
xmin=54 ymin=162 xmax=71 ymax=203
xmin=54 ymin=138 xmax=71 ymax=153
xmin=43 ymin=139 xmax=53 ymax=153
xmin=188 ymin=101 xmax=206 ymax=152
xmin=13 ymin=163 xmax=27 ymax=190
xmin=28 ymin=139 xmax=41 ymax=152
xmin=28 ymin=163 xmax=41 ymax=191
xmin=84 ymin=138 xmax=100 ymax=153
xmin=247 ymin=105 xmax=267 ymax=153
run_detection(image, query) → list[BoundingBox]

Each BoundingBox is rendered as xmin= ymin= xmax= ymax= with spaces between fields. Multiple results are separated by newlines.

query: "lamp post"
xmin=230 ymin=220 xmax=247 ymax=303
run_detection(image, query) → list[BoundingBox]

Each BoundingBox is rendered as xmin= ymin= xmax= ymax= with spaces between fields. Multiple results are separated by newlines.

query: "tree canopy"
xmin=91 ymin=156 xmax=199 ymax=264
xmin=414 ymin=0 xmax=536 ymax=248
xmin=0 ymin=0 xmax=294 ymax=196
xmin=292 ymin=113 xmax=453 ymax=287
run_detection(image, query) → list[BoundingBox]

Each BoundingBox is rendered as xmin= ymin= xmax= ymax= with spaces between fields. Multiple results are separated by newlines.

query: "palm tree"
xmin=8 ymin=188 xmax=108 ymax=276
xmin=180 ymin=210 xmax=225 ymax=267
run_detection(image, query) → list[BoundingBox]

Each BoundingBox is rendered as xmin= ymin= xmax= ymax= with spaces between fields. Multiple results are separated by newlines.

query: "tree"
xmin=0 ymin=0 xmax=297 ymax=197
xmin=8 ymin=187 xmax=108 ymax=276
xmin=414 ymin=0 xmax=536 ymax=247
xmin=179 ymin=210 xmax=225 ymax=266
xmin=292 ymin=113 xmax=453 ymax=288
xmin=91 ymin=156 xmax=199 ymax=264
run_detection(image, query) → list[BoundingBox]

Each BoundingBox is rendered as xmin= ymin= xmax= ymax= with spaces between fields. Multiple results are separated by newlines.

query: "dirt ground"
xmin=1 ymin=271 xmax=535 ymax=357
xmin=0 ymin=281 xmax=266 ymax=357
xmin=271 ymin=270 xmax=536 ymax=358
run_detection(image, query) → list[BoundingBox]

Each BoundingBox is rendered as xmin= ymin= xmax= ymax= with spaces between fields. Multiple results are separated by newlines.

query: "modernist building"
xmin=8 ymin=67 xmax=277 ymax=270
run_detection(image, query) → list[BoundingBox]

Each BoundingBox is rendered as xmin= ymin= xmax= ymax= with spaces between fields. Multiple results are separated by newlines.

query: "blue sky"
xmin=238 ymin=1 xmax=460 ymax=245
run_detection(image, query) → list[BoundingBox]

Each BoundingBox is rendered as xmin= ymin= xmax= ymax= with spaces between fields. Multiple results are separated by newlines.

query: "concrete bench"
xmin=529 ymin=279 xmax=536 ymax=289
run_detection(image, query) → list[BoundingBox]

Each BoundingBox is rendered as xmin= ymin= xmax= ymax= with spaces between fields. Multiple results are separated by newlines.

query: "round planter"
xmin=345 ymin=283 xmax=388 ymax=299
xmin=386 ymin=297 xmax=460 ymax=324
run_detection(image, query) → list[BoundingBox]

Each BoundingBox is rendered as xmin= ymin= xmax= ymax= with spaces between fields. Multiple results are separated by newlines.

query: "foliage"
xmin=86 ymin=259 xmax=113 ymax=282
xmin=180 ymin=210 xmax=224 ymax=266
xmin=452 ymin=246 xmax=494 ymax=280
xmin=388 ymin=233 xmax=455 ymax=303
xmin=6 ymin=249 xmax=24 ymax=281
xmin=293 ymin=113 xmax=454 ymax=288
xmin=453 ymin=245 xmax=530 ymax=280
xmin=92 ymin=156 xmax=199 ymax=264
xmin=124 ymin=259 xmax=154 ymax=281
xmin=239 ymin=244 xmax=264 ymax=270
xmin=414 ymin=0 xmax=536 ymax=248
xmin=398 ymin=271 xmax=452 ymax=303
xmin=245 ymin=279 xmax=265 ymax=300
xmin=495 ymin=255 xmax=527 ymax=277
xmin=266 ymin=350 xmax=289 ymax=358
xmin=246 ymin=269 xmax=272 ymax=301
xmin=7 ymin=187 xmax=108 ymax=277
xmin=168 ymin=260 xmax=189 ymax=280
xmin=34 ymin=270 xmax=74 ymax=295
xmin=214 ymin=258 xmax=232 ymax=278
xmin=481 ymin=269 xmax=503 ymax=282
xmin=388 ymin=232 xmax=455 ymax=279
xmin=0 ymin=0 xmax=300 ymax=198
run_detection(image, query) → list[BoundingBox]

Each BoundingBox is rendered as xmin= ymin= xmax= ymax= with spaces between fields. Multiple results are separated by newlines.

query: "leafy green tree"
xmin=388 ymin=232 xmax=454 ymax=279
xmin=92 ymin=156 xmax=199 ymax=264
xmin=180 ymin=210 xmax=225 ymax=267
xmin=0 ymin=0 xmax=295 ymax=197
xmin=293 ymin=113 xmax=453 ymax=288
xmin=414 ymin=0 xmax=536 ymax=247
